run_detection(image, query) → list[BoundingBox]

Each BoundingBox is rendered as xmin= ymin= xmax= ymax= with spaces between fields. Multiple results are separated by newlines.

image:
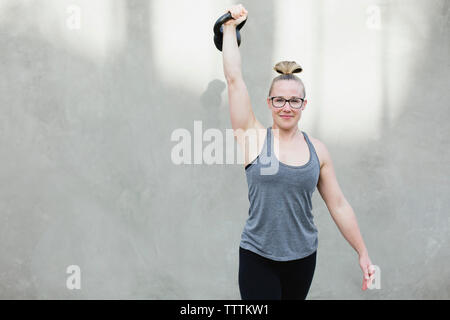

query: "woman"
xmin=222 ymin=4 xmax=375 ymax=300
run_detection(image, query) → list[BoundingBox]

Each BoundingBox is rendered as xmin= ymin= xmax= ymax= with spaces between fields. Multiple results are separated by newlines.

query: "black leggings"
xmin=239 ymin=246 xmax=316 ymax=300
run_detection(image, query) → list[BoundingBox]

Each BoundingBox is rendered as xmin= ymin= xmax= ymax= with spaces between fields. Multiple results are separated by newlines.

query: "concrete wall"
xmin=0 ymin=0 xmax=448 ymax=299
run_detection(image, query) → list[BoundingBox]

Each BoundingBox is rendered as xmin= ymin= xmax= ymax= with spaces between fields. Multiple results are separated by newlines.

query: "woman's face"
xmin=267 ymin=80 xmax=306 ymax=130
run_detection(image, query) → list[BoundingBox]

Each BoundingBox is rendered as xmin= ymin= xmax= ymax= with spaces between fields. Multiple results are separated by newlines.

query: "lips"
xmin=280 ymin=115 xmax=293 ymax=118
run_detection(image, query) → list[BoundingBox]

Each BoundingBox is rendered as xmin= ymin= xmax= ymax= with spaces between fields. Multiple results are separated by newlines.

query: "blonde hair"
xmin=268 ymin=61 xmax=305 ymax=98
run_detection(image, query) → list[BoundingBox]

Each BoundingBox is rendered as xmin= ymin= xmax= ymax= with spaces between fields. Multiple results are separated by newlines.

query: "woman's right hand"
xmin=223 ymin=4 xmax=248 ymax=27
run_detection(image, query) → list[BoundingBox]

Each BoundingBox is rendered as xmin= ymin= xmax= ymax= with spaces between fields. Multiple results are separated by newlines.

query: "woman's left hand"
xmin=359 ymin=252 xmax=375 ymax=290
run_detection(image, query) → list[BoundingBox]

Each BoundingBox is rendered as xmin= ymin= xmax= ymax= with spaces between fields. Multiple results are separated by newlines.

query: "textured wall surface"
xmin=0 ymin=0 xmax=449 ymax=299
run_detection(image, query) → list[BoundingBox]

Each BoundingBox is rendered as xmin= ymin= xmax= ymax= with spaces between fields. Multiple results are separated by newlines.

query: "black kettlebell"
xmin=213 ymin=12 xmax=247 ymax=51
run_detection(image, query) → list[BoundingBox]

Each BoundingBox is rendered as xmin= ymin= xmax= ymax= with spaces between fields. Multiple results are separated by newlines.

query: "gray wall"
xmin=0 ymin=0 xmax=449 ymax=299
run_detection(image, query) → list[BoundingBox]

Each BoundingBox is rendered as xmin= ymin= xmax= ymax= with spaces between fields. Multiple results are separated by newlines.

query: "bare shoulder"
xmin=306 ymin=134 xmax=331 ymax=169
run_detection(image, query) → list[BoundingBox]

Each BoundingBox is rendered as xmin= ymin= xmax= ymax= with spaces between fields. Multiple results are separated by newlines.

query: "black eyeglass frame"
xmin=268 ymin=96 xmax=305 ymax=109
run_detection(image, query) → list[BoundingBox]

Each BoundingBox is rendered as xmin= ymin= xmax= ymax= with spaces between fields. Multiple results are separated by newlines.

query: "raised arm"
xmin=221 ymin=5 xmax=256 ymax=132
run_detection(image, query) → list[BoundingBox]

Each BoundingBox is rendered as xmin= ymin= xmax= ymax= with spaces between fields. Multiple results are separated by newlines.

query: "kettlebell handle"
xmin=213 ymin=12 xmax=247 ymax=35
xmin=213 ymin=12 xmax=247 ymax=51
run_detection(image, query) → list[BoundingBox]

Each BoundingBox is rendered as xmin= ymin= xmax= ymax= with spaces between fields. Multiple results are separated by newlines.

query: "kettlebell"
xmin=213 ymin=12 xmax=247 ymax=51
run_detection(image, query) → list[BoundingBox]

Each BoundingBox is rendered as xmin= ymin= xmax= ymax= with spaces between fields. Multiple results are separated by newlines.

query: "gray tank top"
xmin=240 ymin=126 xmax=320 ymax=261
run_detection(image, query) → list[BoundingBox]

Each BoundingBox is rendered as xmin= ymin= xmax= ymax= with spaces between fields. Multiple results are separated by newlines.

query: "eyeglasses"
xmin=268 ymin=96 xmax=305 ymax=109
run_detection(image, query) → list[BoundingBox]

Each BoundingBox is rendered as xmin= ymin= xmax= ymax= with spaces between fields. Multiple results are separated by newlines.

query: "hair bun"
xmin=273 ymin=61 xmax=303 ymax=75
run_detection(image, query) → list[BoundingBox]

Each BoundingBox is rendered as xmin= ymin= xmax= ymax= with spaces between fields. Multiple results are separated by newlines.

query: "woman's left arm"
xmin=313 ymin=138 xmax=375 ymax=291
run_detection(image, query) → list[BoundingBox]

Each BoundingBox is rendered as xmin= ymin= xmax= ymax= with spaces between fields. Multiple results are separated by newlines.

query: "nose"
xmin=281 ymin=103 xmax=293 ymax=112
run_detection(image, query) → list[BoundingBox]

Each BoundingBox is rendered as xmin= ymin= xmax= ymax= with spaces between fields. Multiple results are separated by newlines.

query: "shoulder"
xmin=305 ymin=134 xmax=331 ymax=169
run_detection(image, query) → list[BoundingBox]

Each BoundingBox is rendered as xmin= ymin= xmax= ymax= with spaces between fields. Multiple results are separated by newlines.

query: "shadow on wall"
xmin=0 ymin=0 xmax=214 ymax=299
xmin=369 ymin=0 xmax=450 ymax=298
xmin=200 ymin=79 xmax=226 ymax=109
xmin=0 ymin=0 xmax=277 ymax=299
xmin=310 ymin=0 xmax=450 ymax=299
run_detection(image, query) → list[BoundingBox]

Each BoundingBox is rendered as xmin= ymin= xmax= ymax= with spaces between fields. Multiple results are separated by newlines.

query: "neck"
xmin=271 ymin=124 xmax=300 ymax=142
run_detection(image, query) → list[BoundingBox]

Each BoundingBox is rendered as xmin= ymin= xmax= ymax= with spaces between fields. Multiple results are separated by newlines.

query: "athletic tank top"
xmin=239 ymin=126 xmax=320 ymax=261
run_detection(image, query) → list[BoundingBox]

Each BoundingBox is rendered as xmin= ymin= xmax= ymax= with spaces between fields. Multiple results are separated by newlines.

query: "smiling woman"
xmin=221 ymin=3 xmax=374 ymax=300
xmin=266 ymin=61 xmax=308 ymax=133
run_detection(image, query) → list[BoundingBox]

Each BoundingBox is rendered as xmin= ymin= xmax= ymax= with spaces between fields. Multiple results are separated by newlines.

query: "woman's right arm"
xmin=222 ymin=23 xmax=256 ymax=132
